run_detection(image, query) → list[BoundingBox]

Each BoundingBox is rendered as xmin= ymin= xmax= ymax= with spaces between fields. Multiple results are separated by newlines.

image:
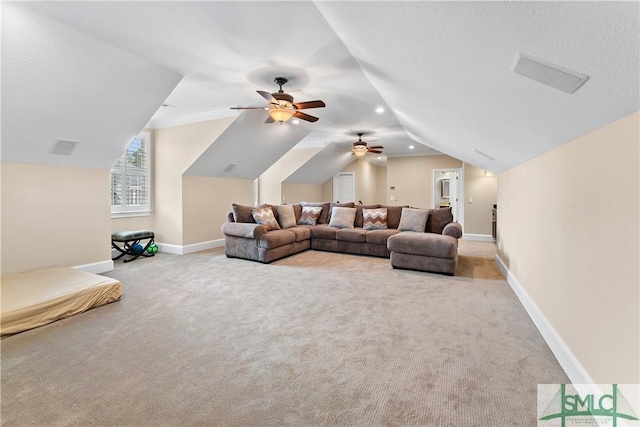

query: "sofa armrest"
xmin=442 ymin=222 xmax=463 ymax=239
xmin=221 ymin=222 xmax=267 ymax=240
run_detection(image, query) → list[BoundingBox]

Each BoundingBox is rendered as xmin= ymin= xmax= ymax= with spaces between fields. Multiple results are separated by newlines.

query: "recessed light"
xmin=375 ymin=107 xmax=385 ymax=114
xmin=292 ymin=119 xmax=300 ymax=124
xmin=409 ymin=145 xmax=415 ymax=149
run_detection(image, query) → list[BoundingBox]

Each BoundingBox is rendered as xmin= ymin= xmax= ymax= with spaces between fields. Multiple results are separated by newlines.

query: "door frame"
xmin=333 ymin=172 xmax=355 ymax=203
xmin=432 ymin=168 xmax=464 ymax=228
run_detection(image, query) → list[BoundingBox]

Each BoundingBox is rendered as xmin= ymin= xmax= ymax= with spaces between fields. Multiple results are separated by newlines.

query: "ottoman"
xmin=387 ymin=232 xmax=458 ymax=275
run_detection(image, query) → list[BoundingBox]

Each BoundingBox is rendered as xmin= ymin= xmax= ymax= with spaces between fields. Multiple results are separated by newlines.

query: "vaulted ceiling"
xmin=3 ymin=1 xmax=638 ymax=178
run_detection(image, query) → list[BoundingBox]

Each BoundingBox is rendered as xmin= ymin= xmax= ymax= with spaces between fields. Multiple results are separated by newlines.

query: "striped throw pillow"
xmin=298 ymin=206 xmax=323 ymax=225
xmin=362 ymin=208 xmax=388 ymax=230
xmin=251 ymin=207 xmax=281 ymax=231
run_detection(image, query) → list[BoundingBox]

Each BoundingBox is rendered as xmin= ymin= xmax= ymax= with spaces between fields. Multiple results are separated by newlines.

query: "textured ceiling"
xmin=4 ymin=1 xmax=638 ymax=175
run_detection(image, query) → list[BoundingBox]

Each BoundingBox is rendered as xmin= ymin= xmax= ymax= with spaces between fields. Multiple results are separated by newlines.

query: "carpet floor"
xmin=1 ymin=241 xmax=568 ymax=426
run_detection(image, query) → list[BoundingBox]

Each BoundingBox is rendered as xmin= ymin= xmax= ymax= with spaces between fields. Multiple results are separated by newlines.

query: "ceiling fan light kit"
xmin=231 ymin=77 xmax=325 ymax=124
xmin=351 ymin=132 xmax=384 ymax=157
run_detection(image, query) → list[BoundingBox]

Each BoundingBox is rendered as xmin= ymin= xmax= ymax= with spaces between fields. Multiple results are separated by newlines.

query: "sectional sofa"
xmin=221 ymin=202 xmax=463 ymax=275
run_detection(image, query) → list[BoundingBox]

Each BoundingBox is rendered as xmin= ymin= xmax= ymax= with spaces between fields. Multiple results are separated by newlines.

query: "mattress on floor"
xmin=1 ymin=267 xmax=121 ymax=337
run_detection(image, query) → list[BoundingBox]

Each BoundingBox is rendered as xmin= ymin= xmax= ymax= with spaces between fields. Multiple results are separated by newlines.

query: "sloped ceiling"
xmin=5 ymin=1 xmax=639 ymax=175
xmin=284 ymin=143 xmax=357 ymax=186
xmin=184 ymin=111 xmax=309 ymax=179
xmin=1 ymin=2 xmax=182 ymax=169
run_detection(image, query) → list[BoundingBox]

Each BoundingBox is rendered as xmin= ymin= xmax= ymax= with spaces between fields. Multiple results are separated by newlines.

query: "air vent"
xmin=223 ymin=163 xmax=237 ymax=173
xmin=50 ymin=139 xmax=79 ymax=156
xmin=512 ymin=53 xmax=589 ymax=94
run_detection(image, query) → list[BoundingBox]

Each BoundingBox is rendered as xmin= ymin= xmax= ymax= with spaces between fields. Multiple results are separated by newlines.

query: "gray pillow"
xmin=276 ymin=204 xmax=297 ymax=229
xmin=328 ymin=207 xmax=357 ymax=229
xmin=397 ymin=207 xmax=429 ymax=232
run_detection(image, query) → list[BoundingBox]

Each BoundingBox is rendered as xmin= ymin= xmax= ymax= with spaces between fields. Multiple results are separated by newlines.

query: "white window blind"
xmin=111 ymin=130 xmax=151 ymax=216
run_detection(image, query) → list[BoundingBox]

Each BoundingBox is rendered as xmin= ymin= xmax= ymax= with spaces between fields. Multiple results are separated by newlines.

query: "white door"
xmin=334 ymin=173 xmax=354 ymax=203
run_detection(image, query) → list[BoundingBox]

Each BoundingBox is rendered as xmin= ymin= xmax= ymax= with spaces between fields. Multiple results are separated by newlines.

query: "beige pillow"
xmin=251 ymin=207 xmax=281 ymax=231
xmin=397 ymin=207 xmax=429 ymax=232
xmin=328 ymin=207 xmax=357 ymax=229
xmin=276 ymin=205 xmax=297 ymax=229
xmin=298 ymin=206 xmax=323 ymax=225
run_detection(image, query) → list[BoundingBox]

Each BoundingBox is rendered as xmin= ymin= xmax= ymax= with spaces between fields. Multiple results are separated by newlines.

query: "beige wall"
xmin=259 ymin=148 xmax=321 ymax=205
xmin=1 ymin=162 xmax=111 ymax=276
xmin=386 ymin=155 xmax=463 ymax=208
xmin=154 ymin=117 xmax=236 ymax=245
xmin=463 ymin=163 xmax=497 ymax=235
xmin=182 ymin=176 xmax=253 ymax=245
xmin=497 ymin=111 xmax=639 ymax=383
xmin=329 ymin=159 xmax=386 ymax=204
xmin=321 ymin=179 xmax=333 ymax=202
xmin=376 ymin=165 xmax=387 ymax=204
xmin=111 ymin=216 xmax=154 ymax=234
xmin=281 ymin=183 xmax=323 ymax=203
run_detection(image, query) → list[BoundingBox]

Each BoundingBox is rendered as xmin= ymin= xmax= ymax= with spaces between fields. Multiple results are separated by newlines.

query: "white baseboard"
xmin=74 ymin=260 xmax=114 ymax=274
xmin=494 ymin=254 xmax=595 ymax=385
xmin=462 ymin=233 xmax=495 ymax=242
xmin=156 ymin=239 xmax=224 ymax=255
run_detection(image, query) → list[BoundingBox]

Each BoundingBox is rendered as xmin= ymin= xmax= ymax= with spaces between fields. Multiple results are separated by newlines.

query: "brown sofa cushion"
xmin=310 ymin=225 xmax=338 ymax=240
xmin=387 ymin=233 xmax=458 ymax=258
xmin=383 ymin=205 xmax=409 ymax=229
xmin=354 ymin=204 xmax=381 ymax=227
xmin=232 ymin=203 xmax=278 ymax=223
xmin=300 ymin=202 xmax=331 ymax=224
xmin=426 ymin=207 xmax=454 ymax=234
xmin=398 ymin=208 xmax=429 ymax=233
xmin=291 ymin=204 xmax=302 ymax=222
xmin=287 ymin=226 xmax=312 ymax=242
xmin=365 ymin=229 xmax=401 ymax=245
xmin=259 ymin=230 xmax=296 ymax=249
xmin=335 ymin=228 xmax=367 ymax=243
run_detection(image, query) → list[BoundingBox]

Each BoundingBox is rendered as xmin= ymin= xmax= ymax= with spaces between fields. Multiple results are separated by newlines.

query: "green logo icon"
xmin=539 ymin=384 xmax=639 ymax=427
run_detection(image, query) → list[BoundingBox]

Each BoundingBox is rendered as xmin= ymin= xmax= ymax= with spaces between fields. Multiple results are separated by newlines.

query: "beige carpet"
xmin=1 ymin=241 xmax=568 ymax=426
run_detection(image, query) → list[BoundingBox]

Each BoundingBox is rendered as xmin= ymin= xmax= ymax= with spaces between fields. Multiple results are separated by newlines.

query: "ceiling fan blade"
xmin=369 ymin=150 xmax=383 ymax=154
xmin=264 ymin=115 xmax=275 ymax=124
xmin=368 ymin=145 xmax=384 ymax=149
xmin=257 ymin=90 xmax=278 ymax=105
xmin=293 ymin=111 xmax=319 ymax=122
xmin=293 ymin=100 xmax=326 ymax=110
xmin=230 ymin=107 xmax=268 ymax=110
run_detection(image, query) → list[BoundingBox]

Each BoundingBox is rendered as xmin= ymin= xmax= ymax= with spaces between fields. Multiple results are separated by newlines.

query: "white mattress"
xmin=1 ymin=267 xmax=121 ymax=337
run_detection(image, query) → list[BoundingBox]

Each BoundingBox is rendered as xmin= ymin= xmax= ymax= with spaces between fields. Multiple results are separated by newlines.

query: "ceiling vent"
xmin=512 ymin=53 xmax=589 ymax=94
xmin=223 ymin=163 xmax=237 ymax=173
xmin=50 ymin=139 xmax=79 ymax=156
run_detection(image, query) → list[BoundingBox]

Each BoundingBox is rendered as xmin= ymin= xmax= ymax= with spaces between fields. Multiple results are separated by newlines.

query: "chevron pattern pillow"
xmin=362 ymin=208 xmax=388 ymax=230
xmin=251 ymin=206 xmax=281 ymax=231
xmin=298 ymin=206 xmax=323 ymax=225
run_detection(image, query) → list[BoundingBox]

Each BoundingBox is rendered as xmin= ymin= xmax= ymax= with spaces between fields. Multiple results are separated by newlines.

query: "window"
xmin=111 ymin=130 xmax=151 ymax=217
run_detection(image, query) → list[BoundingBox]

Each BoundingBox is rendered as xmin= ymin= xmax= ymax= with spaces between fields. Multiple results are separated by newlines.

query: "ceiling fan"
xmin=231 ymin=77 xmax=325 ymax=124
xmin=351 ymin=133 xmax=383 ymax=157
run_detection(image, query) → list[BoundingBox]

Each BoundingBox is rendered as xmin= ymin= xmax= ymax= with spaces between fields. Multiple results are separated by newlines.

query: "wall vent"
xmin=223 ymin=163 xmax=237 ymax=173
xmin=512 ymin=53 xmax=589 ymax=94
xmin=50 ymin=139 xmax=79 ymax=156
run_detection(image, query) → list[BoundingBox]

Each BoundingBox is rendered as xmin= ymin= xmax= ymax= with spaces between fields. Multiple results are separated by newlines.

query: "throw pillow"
xmin=300 ymin=202 xmax=330 ymax=224
xmin=362 ymin=208 xmax=388 ymax=230
xmin=276 ymin=204 xmax=297 ymax=229
xmin=426 ymin=206 xmax=454 ymax=234
xmin=397 ymin=207 xmax=429 ymax=232
xmin=251 ymin=207 xmax=281 ymax=231
xmin=328 ymin=207 xmax=357 ymax=229
xmin=298 ymin=206 xmax=323 ymax=225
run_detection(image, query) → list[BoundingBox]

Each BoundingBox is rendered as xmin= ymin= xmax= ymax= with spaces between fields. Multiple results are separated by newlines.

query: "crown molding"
xmin=146 ymin=109 xmax=239 ymax=129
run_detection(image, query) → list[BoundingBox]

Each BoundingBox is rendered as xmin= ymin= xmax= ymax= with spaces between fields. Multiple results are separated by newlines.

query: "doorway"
xmin=333 ymin=172 xmax=355 ymax=203
xmin=432 ymin=168 xmax=463 ymax=224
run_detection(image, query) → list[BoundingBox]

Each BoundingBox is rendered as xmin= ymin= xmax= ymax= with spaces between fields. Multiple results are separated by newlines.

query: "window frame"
xmin=111 ymin=130 xmax=152 ymax=218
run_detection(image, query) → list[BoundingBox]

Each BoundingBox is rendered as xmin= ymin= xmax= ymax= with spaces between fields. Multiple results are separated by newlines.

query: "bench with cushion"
xmin=111 ymin=230 xmax=155 ymax=263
